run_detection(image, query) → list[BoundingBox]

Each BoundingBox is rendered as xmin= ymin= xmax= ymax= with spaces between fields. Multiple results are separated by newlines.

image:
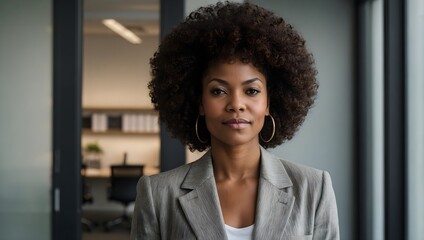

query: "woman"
xmin=131 ymin=2 xmax=339 ymax=239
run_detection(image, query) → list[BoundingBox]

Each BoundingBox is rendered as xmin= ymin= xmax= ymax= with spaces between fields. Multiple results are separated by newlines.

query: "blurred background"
xmin=1 ymin=0 xmax=422 ymax=240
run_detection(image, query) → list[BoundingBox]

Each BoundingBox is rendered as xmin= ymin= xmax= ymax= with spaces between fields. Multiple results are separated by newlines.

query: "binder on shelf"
xmin=149 ymin=114 xmax=157 ymax=132
xmin=91 ymin=114 xmax=107 ymax=132
xmin=153 ymin=114 xmax=159 ymax=132
xmin=107 ymin=115 xmax=122 ymax=130
xmin=129 ymin=114 xmax=137 ymax=132
xmin=83 ymin=107 xmax=159 ymax=134
xmin=122 ymin=114 xmax=130 ymax=132
xmin=136 ymin=114 xmax=145 ymax=132
xmin=82 ymin=115 xmax=92 ymax=129
xmin=145 ymin=114 xmax=152 ymax=132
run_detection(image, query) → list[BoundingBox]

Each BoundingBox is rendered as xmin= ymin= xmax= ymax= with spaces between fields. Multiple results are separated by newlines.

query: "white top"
xmin=224 ymin=224 xmax=254 ymax=240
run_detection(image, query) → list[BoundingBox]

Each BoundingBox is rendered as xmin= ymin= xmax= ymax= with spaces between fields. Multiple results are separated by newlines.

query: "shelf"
xmin=84 ymin=166 xmax=160 ymax=178
xmin=82 ymin=129 xmax=159 ymax=135
xmin=82 ymin=106 xmax=160 ymax=134
xmin=83 ymin=106 xmax=156 ymax=112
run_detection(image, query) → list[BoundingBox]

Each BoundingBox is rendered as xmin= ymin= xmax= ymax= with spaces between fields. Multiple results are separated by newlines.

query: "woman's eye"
xmin=210 ymin=88 xmax=226 ymax=95
xmin=246 ymin=88 xmax=260 ymax=95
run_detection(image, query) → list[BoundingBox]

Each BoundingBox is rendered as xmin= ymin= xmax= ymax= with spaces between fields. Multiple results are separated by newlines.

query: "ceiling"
xmin=84 ymin=0 xmax=160 ymax=37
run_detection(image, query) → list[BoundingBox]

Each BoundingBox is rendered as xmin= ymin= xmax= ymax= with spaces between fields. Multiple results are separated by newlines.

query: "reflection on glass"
xmin=0 ymin=1 xmax=52 ymax=239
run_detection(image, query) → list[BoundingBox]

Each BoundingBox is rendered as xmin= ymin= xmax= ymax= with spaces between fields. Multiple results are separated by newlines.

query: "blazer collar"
xmin=179 ymin=147 xmax=294 ymax=239
xmin=253 ymin=147 xmax=295 ymax=239
xmin=181 ymin=147 xmax=293 ymax=189
xmin=180 ymin=151 xmax=214 ymax=190
xmin=179 ymin=151 xmax=227 ymax=239
xmin=259 ymin=146 xmax=293 ymax=189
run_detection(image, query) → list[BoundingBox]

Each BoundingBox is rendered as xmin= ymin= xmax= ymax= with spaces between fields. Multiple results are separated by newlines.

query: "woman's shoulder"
xmin=265 ymin=150 xmax=330 ymax=187
xmin=142 ymin=152 xmax=210 ymax=189
xmin=264 ymin=149 xmax=325 ymax=176
xmin=280 ymin=158 xmax=325 ymax=178
xmin=280 ymin=158 xmax=334 ymax=195
xmin=144 ymin=161 xmax=193 ymax=186
xmin=265 ymin=154 xmax=335 ymax=207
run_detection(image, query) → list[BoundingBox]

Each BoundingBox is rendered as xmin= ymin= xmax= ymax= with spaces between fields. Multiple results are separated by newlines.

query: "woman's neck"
xmin=211 ymin=141 xmax=261 ymax=181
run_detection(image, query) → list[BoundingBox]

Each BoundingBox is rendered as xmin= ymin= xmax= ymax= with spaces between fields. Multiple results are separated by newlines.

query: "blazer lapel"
xmin=253 ymin=147 xmax=294 ymax=239
xmin=178 ymin=151 xmax=227 ymax=240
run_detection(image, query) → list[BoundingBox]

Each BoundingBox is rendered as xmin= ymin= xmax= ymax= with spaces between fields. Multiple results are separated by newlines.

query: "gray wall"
xmin=0 ymin=0 xmax=52 ymax=239
xmin=407 ymin=0 xmax=424 ymax=238
xmin=250 ymin=1 xmax=355 ymax=239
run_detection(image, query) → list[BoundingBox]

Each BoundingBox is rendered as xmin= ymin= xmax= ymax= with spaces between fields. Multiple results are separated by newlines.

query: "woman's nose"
xmin=226 ymin=94 xmax=246 ymax=112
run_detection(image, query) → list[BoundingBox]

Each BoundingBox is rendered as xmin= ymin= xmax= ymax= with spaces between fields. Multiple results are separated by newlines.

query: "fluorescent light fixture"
xmin=102 ymin=19 xmax=142 ymax=44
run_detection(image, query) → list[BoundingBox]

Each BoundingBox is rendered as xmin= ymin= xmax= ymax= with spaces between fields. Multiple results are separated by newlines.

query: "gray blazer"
xmin=131 ymin=147 xmax=339 ymax=240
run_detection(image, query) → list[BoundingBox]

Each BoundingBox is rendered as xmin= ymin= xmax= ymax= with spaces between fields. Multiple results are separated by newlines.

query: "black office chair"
xmin=105 ymin=165 xmax=144 ymax=231
xmin=81 ymin=164 xmax=95 ymax=231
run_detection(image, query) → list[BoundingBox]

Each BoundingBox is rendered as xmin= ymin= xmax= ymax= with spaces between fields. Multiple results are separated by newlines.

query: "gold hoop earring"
xmin=260 ymin=115 xmax=276 ymax=143
xmin=195 ymin=115 xmax=208 ymax=143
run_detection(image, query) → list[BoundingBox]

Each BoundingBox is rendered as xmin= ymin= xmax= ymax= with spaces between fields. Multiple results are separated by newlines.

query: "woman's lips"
xmin=223 ymin=118 xmax=250 ymax=129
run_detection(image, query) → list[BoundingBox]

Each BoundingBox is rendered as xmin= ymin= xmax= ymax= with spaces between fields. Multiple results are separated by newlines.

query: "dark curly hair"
xmin=149 ymin=1 xmax=318 ymax=152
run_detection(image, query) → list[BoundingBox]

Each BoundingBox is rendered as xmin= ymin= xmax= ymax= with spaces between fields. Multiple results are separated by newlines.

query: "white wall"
xmin=83 ymin=35 xmax=158 ymax=108
xmin=250 ymin=1 xmax=355 ymax=239
xmin=0 ymin=0 xmax=52 ymax=239
xmin=82 ymin=35 xmax=160 ymax=168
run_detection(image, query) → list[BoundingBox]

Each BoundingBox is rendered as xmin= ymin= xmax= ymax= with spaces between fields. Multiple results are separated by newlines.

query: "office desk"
xmin=82 ymin=166 xmax=160 ymax=217
xmin=85 ymin=166 xmax=160 ymax=178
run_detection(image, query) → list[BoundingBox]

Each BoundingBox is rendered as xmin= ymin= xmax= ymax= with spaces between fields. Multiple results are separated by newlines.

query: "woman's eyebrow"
xmin=207 ymin=77 xmax=263 ymax=85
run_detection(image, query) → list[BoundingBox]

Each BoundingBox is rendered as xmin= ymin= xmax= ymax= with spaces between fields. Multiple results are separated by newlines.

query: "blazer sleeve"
xmin=130 ymin=176 xmax=160 ymax=240
xmin=313 ymin=171 xmax=340 ymax=240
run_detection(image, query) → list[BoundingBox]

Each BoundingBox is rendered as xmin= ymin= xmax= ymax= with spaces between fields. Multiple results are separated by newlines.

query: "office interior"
xmin=80 ymin=1 xmax=161 ymax=239
xmin=0 ymin=0 xmax=422 ymax=240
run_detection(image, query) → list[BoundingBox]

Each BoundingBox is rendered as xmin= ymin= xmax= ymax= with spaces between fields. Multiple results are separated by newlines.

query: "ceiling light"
xmin=102 ymin=19 xmax=142 ymax=44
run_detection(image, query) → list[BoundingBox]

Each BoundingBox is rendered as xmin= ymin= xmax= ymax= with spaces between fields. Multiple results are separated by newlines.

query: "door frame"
xmin=52 ymin=0 xmax=83 ymax=239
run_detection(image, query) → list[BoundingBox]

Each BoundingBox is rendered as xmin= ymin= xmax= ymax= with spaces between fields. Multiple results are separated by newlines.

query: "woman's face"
xmin=200 ymin=60 xmax=269 ymax=148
